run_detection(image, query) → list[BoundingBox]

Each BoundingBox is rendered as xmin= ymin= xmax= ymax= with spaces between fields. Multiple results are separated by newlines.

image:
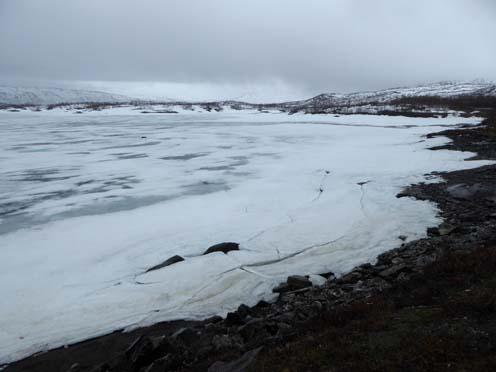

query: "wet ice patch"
xmin=116 ymin=153 xmax=149 ymax=160
xmin=160 ymin=153 xmax=208 ymax=161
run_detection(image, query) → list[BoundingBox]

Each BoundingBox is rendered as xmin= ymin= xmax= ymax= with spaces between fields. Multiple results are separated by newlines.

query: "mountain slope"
xmin=284 ymin=82 xmax=496 ymax=109
xmin=0 ymin=86 xmax=132 ymax=105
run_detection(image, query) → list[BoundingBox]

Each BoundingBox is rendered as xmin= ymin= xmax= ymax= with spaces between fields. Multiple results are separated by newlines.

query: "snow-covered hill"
xmin=0 ymin=86 xmax=132 ymax=105
xmin=284 ymin=82 xmax=496 ymax=109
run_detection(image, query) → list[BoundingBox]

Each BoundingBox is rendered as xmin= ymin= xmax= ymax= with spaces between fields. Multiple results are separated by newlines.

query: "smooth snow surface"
xmin=0 ymin=110 xmax=491 ymax=364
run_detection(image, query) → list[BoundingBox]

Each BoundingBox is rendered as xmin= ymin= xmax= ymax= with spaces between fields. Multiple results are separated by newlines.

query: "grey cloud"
xmin=0 ymin=0 xmax=495 ymax=92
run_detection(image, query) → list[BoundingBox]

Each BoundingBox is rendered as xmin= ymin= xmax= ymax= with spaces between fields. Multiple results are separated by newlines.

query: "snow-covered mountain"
xmin=0 ymin=86 xmax=132 ymax=105
xmin=283 ymin=81 xmax=496 ymax=109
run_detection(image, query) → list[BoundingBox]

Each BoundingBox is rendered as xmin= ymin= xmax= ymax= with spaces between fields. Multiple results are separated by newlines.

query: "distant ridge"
xmin=0 ymin=81 xmax=494 ymax=108
xmin=290 ymin=81 xmax=496 ymax=108
xmin=0 ymin=86 xmax=132 ymax=105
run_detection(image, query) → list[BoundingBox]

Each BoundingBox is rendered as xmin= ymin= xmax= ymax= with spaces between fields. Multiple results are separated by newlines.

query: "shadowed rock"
xmin=287 ymin=275 xmax=312 ymax=290
xmin=318 ymin=271 xmax=335 ymax=280
xmin=203 ymin=242 xmax=240 ymax=255
xmin=273 ymin=275 xmax=313 ymax=293
xmin=272 ymin=282 xmax=290 ymax=293
xmin=145 ymin=255 xmax=185 ymax=273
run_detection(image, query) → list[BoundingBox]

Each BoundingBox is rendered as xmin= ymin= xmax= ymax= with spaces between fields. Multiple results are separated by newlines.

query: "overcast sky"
xmin=1 ymin=0 xmax=495 ymax=98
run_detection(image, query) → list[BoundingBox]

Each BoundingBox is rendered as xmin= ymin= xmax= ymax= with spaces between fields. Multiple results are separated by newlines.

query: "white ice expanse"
xmin=0 ymin=110 xmax=491 ymax=364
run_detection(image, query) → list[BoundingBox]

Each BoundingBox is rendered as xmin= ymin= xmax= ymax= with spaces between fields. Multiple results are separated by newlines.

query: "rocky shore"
xmin=5 ymin=112 xmax=496 ymax=372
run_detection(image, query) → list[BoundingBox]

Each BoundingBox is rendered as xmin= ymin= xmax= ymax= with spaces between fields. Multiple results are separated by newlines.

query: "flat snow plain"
xmin=0 ymin=108 xmax=492 ymax=364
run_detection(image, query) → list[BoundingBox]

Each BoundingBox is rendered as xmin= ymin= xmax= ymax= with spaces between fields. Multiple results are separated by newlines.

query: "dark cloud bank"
xmin=1 ymin=0 xmax=495 ymax=94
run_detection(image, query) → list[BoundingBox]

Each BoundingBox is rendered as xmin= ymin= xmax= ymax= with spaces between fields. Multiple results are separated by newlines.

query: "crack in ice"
xmin=311 ymin=170 xmax=331 ymax=202
xmin=357 ymin=180 xmax=371 ymax=217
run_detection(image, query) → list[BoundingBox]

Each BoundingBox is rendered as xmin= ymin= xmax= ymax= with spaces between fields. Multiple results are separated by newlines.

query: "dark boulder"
xmin=203 ymin=242 xmax=240 ymax=255
xmin=273 ymin=275 xmax=313 ymax=293
xmin=287 ymin=275 xmax=312 ymax=290
xmin=427 ymin=227 xmax=440 ymax=236
xmin=226 ymin=311 xmax=244 ymax=326
xmin=272 ymin=282 xmax=290 ymax=293
xmin=237 ymin=304 xmax=251 ymax=320
xmin=145 ymin=255 xmax=184 ymax=273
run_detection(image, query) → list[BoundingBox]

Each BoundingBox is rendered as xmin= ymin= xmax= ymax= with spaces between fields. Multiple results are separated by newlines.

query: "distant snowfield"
xmin=0 ymin=110 xmax=491 ymax=364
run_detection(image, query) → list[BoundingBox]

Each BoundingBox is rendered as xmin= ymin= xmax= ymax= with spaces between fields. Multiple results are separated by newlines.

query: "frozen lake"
xmin=0 ymin=109 xmax=491 ymax=364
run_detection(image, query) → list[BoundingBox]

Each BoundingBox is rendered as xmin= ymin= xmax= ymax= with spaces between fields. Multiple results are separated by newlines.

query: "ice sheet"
xmin=0 ymin=111 xmax=490 ymax=364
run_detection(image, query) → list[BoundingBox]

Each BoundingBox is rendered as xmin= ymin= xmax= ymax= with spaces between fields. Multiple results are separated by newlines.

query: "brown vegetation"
xmin=251 ymin=246 xmax=496 ymax=372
